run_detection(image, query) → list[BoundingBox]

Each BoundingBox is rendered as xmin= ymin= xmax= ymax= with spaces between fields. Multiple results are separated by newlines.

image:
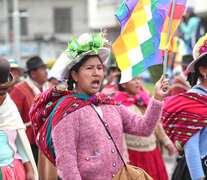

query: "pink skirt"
xmin=0 ymin=159 xmax=26 ymax=180
xmin=128 ymin=146 xmax=168 ymax=180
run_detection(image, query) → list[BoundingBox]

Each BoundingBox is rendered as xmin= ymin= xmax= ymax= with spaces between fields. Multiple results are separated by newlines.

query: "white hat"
xmin=8 ymin=59 xmax=25 ymax=75
xmin=49 ymin=33 xmax=110 ymax=80
xmin=187 ymin=33 xmax=207 ymax=72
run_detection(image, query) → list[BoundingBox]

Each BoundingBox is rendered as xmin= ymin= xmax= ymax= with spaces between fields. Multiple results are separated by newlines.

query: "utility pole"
xmin=3 ymin=0 xmax=10 ymax=50
xmin=12 ymin=0 xmax=21 ymax=65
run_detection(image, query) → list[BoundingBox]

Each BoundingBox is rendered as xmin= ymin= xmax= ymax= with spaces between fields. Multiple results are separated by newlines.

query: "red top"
xmin=162 ymin=93 xmax=207 ymax=155
xmin=10 ymin=81 xmax=36 ymax=144
xmin=10 ymin=81 xmax=52 ymax=144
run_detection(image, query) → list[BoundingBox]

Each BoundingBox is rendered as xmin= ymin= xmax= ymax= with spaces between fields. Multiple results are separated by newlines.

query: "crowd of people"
xmin=0 ymin=6 xmax=207 ymax=180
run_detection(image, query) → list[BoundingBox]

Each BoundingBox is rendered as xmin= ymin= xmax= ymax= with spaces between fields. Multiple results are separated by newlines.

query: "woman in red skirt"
xmin=113 ymin=75 xmax=175 ymax=180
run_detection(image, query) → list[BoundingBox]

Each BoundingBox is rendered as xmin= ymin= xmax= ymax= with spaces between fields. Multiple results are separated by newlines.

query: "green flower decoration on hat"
xmin=63 ymin=32 xmax=109 ymax=61
xmin=49 ymin=32 xmax=110 ymax=80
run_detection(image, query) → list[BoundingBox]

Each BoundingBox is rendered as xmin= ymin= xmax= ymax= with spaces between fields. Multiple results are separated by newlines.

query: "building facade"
xmin=0 ymin=0 xmax=206 ymax=67
xmin=88 ymin=0 xmax=121 ymax=43
xmin=0 ymin=0 xmax=90 ymax=66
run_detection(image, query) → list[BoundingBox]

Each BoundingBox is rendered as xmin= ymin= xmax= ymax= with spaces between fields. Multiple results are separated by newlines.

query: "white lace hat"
xmin=49 ymin=33 xmax=110 ymax=80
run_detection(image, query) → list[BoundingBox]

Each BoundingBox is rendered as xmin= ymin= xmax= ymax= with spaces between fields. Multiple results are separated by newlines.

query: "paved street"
xmin=163 ymin=149 xmax=178 ymax=179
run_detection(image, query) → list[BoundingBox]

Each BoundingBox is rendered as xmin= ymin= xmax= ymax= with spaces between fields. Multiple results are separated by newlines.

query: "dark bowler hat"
xmin=26 ymin=56 xmax=46 ymax=72
xmin=178 ymin=54 xmax=193 ymax=67
xmin=0 ymin=57 xmax=13 ymax=89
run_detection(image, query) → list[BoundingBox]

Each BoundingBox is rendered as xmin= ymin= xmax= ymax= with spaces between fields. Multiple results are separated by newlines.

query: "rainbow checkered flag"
xmin=112 ymin=0 xmax=185 ymax=83
xmin=160 ymin=0 xmax=187 ymax=51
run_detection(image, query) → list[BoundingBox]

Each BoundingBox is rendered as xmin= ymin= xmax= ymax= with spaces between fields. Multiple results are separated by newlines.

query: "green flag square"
xmin=132 ymin=61 xmax=144 ymax=78
xmin=148 ymin=19 xmax=157 ymax=36
xmin=151 ymin=0 xmax=158 ymax=12
xmin=140 ymin=38 xmax=155 ymax=58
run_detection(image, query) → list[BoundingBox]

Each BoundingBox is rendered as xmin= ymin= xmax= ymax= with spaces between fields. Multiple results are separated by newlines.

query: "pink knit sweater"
xmin=52 ymin=97 xmax=163 ymax=180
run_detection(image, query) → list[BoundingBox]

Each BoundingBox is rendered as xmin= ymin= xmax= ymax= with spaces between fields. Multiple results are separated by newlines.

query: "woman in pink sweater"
xmin=30 ymin=33 xmax=170 ymax=180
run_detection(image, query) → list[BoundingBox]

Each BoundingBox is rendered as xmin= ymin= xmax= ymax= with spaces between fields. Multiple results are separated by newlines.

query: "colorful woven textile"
xmin=29 ymin=87 xmax=119 ymax=165
xmin=160 ymin=0 xmax=187 ymax=51
xmin=161 ymin=93 xmax=207 ymax=155
xmin=168 ymin=36 xmax=192 ymax=68
xmin=113 ymin=90 xmax=149 ymax=107
xmin=101 ymin=84 xmax=118 ymax=97
xmin=0 ymin=168 xmax=2 ymax=180
xmin=113 ymin=0 xmax=171 ymax=83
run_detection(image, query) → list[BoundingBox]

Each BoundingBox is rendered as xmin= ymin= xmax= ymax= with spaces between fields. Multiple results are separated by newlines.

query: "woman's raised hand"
xmin=154 ymin=74 xmax=170 ymax=102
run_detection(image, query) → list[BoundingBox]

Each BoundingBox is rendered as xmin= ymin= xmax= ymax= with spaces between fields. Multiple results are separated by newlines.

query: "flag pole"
xmin=163 ymin=0 xmax=177 ymax=77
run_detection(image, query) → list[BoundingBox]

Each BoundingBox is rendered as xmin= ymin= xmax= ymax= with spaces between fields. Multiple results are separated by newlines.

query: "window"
xmin=9 ymin=10 xmax=28 ymax=36
xmin=20 ymin=10 xmax=28 ymax=36
xmin=54 ymin=7 xmax=72 ymax=33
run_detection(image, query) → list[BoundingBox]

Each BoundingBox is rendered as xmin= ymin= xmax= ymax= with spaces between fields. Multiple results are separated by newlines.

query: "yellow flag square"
xmin=122 ymin=32 xmax=140 ymax=51
xmin=143 ymin=0 xmax=150 ymax=6
xmin=116 ymin=53 xmax=131 ymax=71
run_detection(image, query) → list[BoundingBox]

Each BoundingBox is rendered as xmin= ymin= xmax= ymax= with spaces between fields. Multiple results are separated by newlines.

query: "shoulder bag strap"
xmin=194 ymin=87 xmax=207 ymax=94
xmin=89 ymin=104 xmax=126 ymax=168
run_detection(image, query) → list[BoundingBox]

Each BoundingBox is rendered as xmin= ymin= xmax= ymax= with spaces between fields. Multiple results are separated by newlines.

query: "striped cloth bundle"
xmin=113 ymin=0 xmax=187 ymax=83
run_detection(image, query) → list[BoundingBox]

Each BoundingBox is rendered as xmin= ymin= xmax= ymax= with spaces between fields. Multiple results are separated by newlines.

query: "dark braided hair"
xmin=117 ymin=74 xmax=125 ymax=91
xmin=187 ymin=55 xmax=207 ymax=87
xmin=67 ymin=55 xmax=101 ymax=90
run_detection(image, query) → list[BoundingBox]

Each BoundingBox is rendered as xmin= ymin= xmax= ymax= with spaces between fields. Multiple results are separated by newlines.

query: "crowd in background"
xmin=0 ymin=6 xmax=207 ymax=180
